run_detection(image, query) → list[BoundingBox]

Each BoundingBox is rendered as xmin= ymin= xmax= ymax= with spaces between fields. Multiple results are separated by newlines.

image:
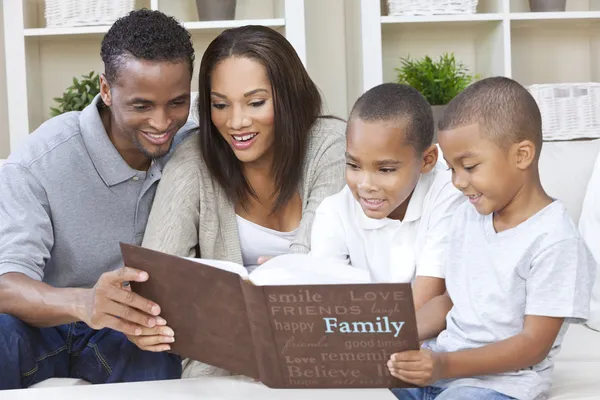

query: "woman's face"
xmin=210 ymin=56 xmax=275 ymax=165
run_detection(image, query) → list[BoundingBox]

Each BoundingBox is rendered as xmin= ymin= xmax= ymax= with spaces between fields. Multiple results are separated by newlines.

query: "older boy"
xmin=389 ymin=77 xmax=596 ymax=400
xmin=310 ymin=83 xmax=464 ymax=310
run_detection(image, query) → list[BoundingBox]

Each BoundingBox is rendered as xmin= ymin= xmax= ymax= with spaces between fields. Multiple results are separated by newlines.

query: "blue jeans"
xmin=0 ymin=314 xmax=181 ymax=390
xmin=392 ymin=386 xmax=515 ymax=399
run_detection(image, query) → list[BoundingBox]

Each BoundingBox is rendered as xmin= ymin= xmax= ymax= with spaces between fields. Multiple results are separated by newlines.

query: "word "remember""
xmin=323 ymin=316 xmax=405 ymax=337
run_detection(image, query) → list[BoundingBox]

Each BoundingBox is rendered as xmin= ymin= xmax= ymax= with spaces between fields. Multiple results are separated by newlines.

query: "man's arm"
xmin=0 ymin=268 xmax=163 ymax=334
xmin=0 ymin=163 xmax=162 ymax=334
xmin=0 ymin=273 xmax=85 ymax=327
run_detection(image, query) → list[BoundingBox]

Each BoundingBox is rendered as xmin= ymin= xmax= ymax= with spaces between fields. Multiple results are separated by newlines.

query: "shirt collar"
xmin=356 ymin=168 xmax=435 ymax=230
xmin=79 ymin=95 xmax=139 ymax=187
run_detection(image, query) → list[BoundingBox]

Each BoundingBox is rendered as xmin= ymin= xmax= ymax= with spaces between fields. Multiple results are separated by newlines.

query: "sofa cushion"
xmin=578 ymin=149 xmax=600 ymax=332
xmin=538 ymin=139 xmax=600 ymax=224
xmin=550 ymin=360 xmax=600 ymax=399
xmin=555 ymin=324 xmax=600 ymax=362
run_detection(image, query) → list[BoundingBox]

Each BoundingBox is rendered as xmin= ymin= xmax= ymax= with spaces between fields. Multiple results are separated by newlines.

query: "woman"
xmin=134 ymin=26 xmax=346 ymax=375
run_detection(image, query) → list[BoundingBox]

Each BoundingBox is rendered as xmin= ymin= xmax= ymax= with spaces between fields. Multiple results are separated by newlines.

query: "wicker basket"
xmin=528 ymin=83 xmax=600 ymax=141
xmin=387 ymin=0 xmax=478 ymax=16
xmin=45 ymin=0 xmax=135 ymax=28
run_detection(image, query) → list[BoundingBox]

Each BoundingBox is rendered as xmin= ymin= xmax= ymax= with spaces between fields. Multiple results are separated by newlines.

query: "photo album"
xmin=120 ymin=243 xmax=419 ymax=388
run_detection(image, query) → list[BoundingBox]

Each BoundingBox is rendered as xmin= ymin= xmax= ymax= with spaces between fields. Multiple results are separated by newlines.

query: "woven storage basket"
xmin=45 ymin=0 xmax=135 ymax=28
xmin=528 ymin=83 xmax=600 ymax=141
xmin=387 ymin=0 xmax=478 ymax=16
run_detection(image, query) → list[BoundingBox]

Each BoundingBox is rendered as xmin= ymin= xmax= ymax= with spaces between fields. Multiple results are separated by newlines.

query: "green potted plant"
xmin=50 ymin=71 xmax=100 ymax=117
xmin=395 ymin=53 xmax=478 ymax=141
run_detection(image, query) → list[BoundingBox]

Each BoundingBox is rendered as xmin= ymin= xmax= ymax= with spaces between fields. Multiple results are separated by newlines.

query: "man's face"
xmin=100 ymin=58 xmax=192 ymax=160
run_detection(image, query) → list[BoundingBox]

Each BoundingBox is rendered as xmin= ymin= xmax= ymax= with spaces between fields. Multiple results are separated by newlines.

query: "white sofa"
xmin=27 ymin=138 xmax=600 ymax=397
xmin=539 ymin=138 xmax=600 ymax=399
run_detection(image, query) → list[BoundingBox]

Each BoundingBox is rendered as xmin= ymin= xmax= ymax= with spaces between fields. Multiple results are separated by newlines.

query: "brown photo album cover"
xmin=120 ymin=243 xmax=419 ymax=389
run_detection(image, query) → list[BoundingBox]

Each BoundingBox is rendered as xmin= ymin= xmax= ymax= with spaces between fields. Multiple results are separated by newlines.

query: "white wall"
xmin=0 ymin=2 xmax=9 ymax=159
xmin=305 ymin=0 xmax=349 ymax=118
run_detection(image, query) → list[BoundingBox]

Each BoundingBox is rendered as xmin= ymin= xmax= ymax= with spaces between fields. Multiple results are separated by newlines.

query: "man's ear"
xmin=420 ymin=144 xmax=438 ymax=174
xmin=99 ymin=73 xmax=112 ymax=106
xmin=513 ymin=140 xmax=536 ymax=170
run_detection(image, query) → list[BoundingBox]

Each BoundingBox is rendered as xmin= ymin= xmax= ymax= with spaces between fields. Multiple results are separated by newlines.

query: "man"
xmin=0 ymin=9 xmax=195 ymax=389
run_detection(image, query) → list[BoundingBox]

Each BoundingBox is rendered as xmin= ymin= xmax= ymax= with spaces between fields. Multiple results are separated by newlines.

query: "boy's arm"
xmin=413 ymin=181 xmax=464 ymax=308
xmin=438 ymin=315 xmax=563 ymax=379
xmin=309 ymin=196 xmax=350 ymax=264
xmin=391 ymin=236 xmax=596 ymax=386
xmin=412 ymin=277 xmax=445 ymax=311
xmin=388 ymin=315 xmax=564 ymax=386
xmin=415 ymin=291 xmax=453 ymax=341
xmin=390 ymin=315 xmax=563 ymax=386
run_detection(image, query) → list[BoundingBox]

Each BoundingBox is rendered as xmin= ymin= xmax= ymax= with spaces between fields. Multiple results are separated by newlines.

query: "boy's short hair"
xmin=438 ymin=77 xmax=543 ymax=157
xmin=349 ymin=83 xmax=434 ymax=154
xmin=101 ymin=9 xmax=195 ymax=84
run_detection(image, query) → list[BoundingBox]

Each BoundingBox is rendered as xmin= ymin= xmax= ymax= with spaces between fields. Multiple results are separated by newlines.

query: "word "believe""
xmin=323 ymin=316 xmax=405 ymax=337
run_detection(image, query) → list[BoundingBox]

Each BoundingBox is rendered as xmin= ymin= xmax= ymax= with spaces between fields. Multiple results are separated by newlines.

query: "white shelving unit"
xmin=1 ymin=0 xmax=306 ymax=159
xmin=347 ymin=0 xmax=600 ymax=108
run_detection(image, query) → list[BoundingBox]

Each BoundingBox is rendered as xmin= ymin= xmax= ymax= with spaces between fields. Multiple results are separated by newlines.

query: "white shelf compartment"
xmin=511 ymin=18 xmax=600 ymax=86
xmin=381 ymin=19 xmax=505 ymax=86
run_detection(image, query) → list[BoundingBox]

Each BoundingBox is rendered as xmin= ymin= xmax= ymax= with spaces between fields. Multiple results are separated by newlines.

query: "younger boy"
xmin=310 ymin=83 xmax=464 ymax=310
xmin=389 ymin=77 xmax=597 ymax=400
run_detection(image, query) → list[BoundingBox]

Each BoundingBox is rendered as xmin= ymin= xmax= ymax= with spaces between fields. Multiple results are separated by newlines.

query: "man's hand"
xmin=77 ymin=266 xmax=164 ymax=337
xmin=387 ymin=349 xmax=447 ymax=386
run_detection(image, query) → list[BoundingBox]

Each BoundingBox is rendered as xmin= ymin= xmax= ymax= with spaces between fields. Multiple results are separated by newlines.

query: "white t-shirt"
xmin=425 ymin=200 xmax=597 ymax=400
xmin=236 ymin=215 xmax=297 ymax=272
xmin=309 ymin=161 xmax=464 ymax=283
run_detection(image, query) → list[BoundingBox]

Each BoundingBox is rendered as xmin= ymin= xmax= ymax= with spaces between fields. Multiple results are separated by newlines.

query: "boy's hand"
xmin=387 ymin=349 xmax=446 ymax=386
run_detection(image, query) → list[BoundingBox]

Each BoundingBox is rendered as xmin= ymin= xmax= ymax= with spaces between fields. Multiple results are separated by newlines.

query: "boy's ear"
xmin=514 ymin=140 xmax=536 ymax=170
xmin=99 ymin=73 xmax=112 ymax=107
xmin=420 ymin=144 xmax=438 ymax=173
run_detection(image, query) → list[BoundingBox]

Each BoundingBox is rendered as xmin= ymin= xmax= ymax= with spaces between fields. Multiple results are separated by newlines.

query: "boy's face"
xmin=438 ymin=123 xmax=521 ymax=215
xmin=345 ymin=117 xmax=435 ymax=220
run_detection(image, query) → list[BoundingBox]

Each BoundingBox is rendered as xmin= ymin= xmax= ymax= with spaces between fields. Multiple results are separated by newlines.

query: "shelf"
xmin=511 ymin=21 xmax=600 ymax=86
xmin=381 ymin=20 xmax=504 ymax=85
xmin=510 ymin=11 xmax=600 ymax=20
xmin=24 ymin=18 xmax=286 ymax=37
xmin=381 ymin=13 xmax=503 ymax=24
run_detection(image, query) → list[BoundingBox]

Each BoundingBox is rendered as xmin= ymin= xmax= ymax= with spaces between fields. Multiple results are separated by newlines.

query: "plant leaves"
xmin=395 ymin=53 xmax=477 ymax=105
xmin=50 ymin=70 xmax=101 ymax=116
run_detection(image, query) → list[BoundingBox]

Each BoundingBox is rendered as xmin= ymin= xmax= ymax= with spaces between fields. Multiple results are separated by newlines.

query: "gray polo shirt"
xmin=0 ymin=96 xmax=196 ymax=288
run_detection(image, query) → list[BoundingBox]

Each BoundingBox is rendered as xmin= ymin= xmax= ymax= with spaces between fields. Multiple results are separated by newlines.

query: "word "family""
xmin=322 ymin=316 xmax=405 ymax=337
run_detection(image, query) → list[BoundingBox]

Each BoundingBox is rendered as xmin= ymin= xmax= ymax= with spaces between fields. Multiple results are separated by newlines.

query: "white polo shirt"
xmin=310 ymin=161 xmax=465 ymax=283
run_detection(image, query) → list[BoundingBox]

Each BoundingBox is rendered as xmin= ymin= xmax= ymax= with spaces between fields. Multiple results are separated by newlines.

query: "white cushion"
xmin=550 ymin=360 xmax=600 ymax=399
xmin=555 ymin=324 xmax=600 ymax=362
xmin=579 ymin=149 xmax=600 ymax=331
xmin=30 ymin=378 xmax=90 ymax=388
xmin=538 ymin=139 xmax=600 ymax=224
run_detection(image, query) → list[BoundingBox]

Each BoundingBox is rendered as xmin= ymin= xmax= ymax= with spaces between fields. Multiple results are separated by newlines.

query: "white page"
xmin=183 ymin=257 xmax=249 ymax=279
xmin=247 ymin=254 xmax=371 ymax=286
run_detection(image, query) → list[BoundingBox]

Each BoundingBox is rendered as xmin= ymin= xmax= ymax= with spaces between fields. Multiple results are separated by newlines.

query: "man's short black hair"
xmin=438 ymin=76 xmax=543 ymax=157
xmin=349 ymin=83 xmax=434 ymax=154
xmin=100 ymin=9 xmax=195 ymax=83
